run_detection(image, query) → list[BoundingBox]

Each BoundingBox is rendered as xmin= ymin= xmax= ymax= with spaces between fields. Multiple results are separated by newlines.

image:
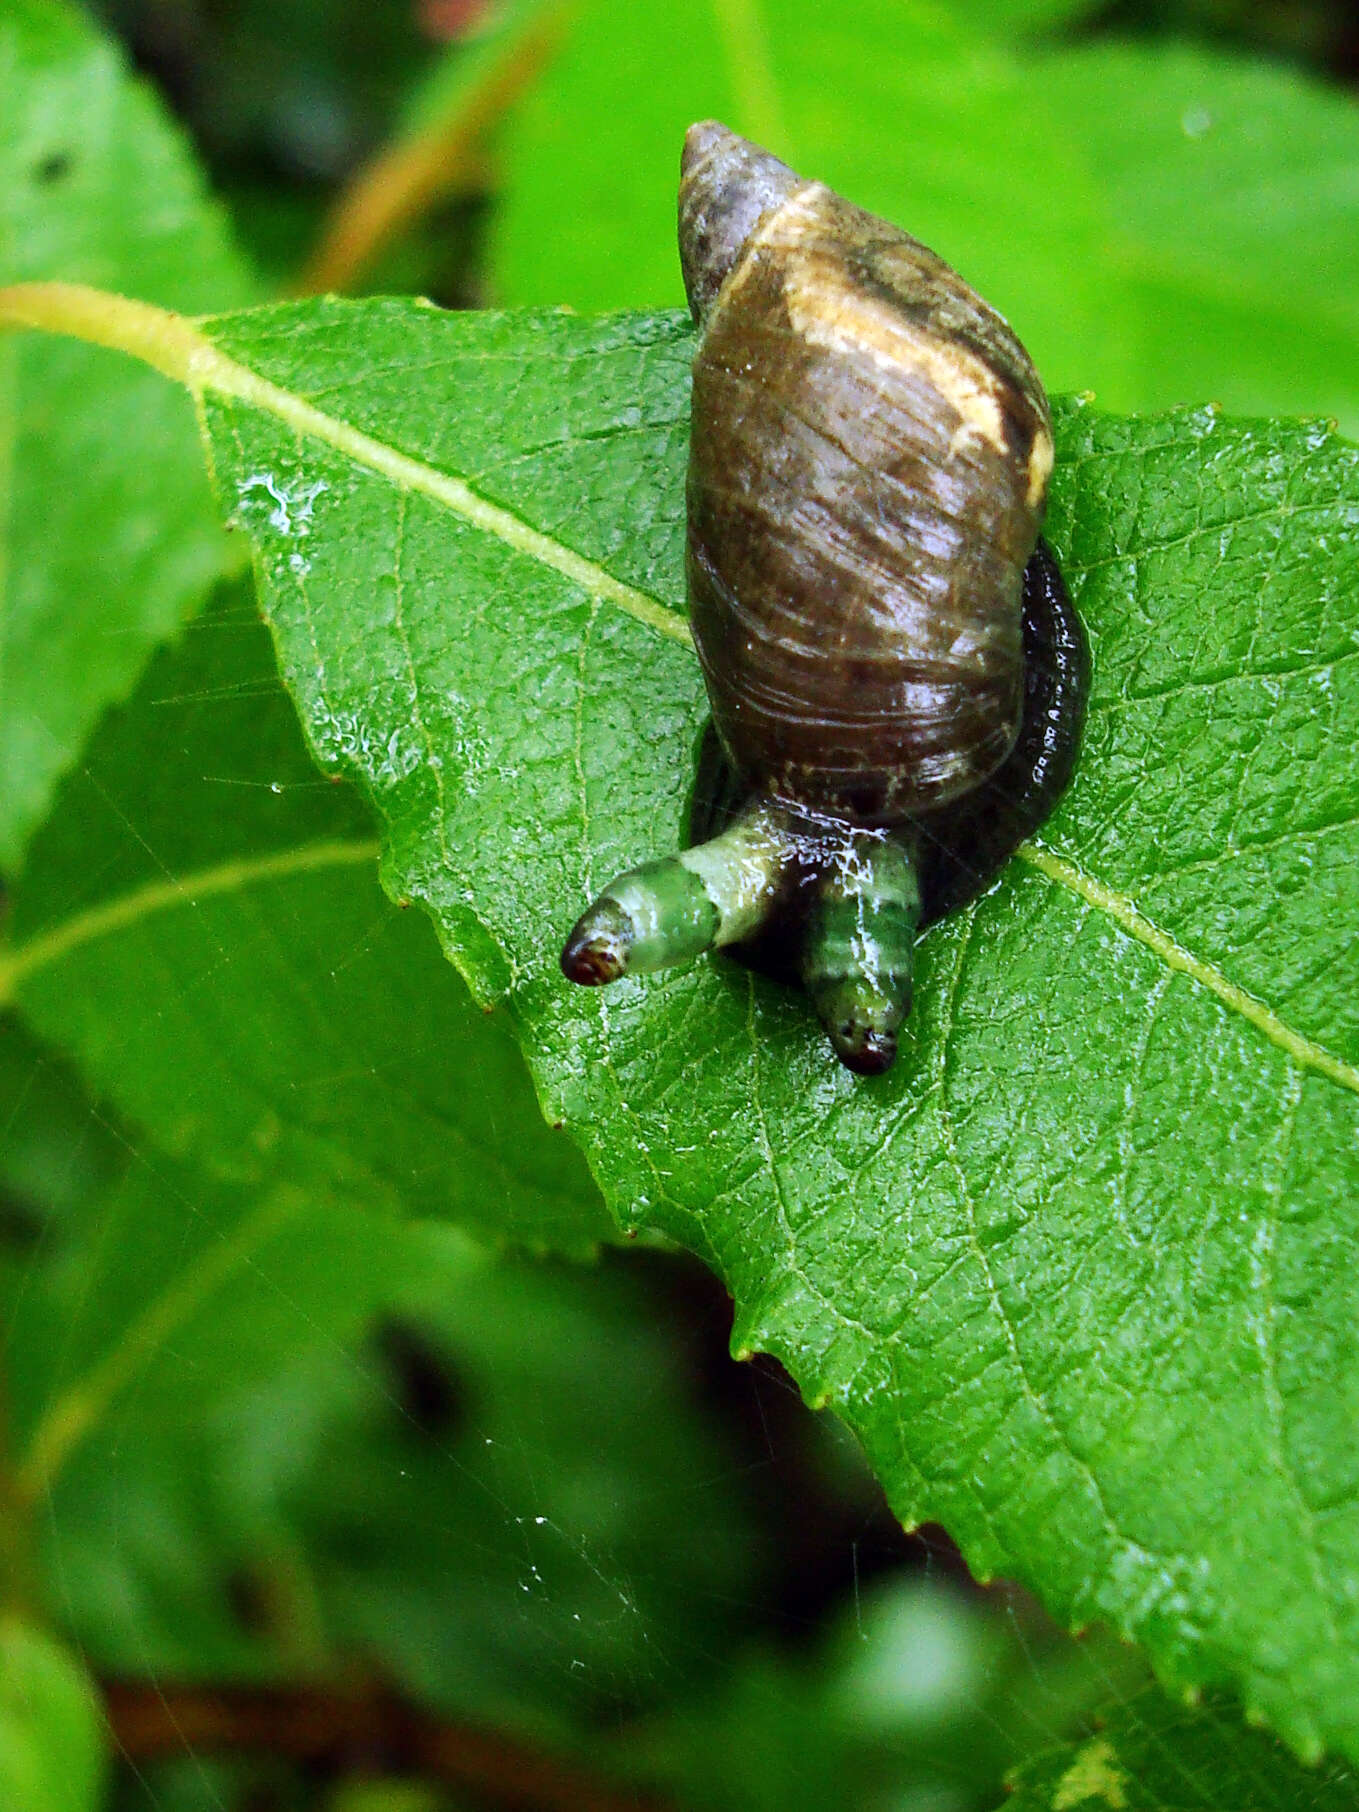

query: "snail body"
xmin=689 ymin=540 xmax=1090 ymax=964
xmin=561 ymin=124 xmax=1087 ymax=1074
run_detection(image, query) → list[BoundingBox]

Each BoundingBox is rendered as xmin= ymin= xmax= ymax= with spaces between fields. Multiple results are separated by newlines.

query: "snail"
xmin=561 ymin=122 xmax=1088 ymax=1075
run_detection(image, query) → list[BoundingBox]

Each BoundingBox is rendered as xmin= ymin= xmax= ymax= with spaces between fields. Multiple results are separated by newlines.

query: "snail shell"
xmin=559 ymin=124 xmax=1086 ymax=1077
xmin=680 ymin=120 xmax=1054 ymax=826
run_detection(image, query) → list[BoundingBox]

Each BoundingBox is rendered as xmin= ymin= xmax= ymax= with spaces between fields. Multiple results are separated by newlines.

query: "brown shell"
xmin=679 ymin=122 xmax=1054 ymax=826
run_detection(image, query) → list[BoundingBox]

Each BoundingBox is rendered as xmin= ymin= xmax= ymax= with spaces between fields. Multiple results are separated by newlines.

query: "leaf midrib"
xmin=0 ymin=283 xmax=690 ymax=647
xmin=15 ymin=1184 xmax=308 ymax=1504
xmin=1 ymin=282 xmax=1352 ymax=1100
xmin=0 ymin=836 xmax=380 ymax=1004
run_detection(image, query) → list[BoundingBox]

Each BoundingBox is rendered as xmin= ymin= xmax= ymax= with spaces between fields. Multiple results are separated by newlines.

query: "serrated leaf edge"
xmin=2 ymin=283 xmax=1354 ymax=1108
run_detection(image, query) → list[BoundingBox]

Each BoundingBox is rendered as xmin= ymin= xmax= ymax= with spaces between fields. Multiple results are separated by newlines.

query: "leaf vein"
xmin=1017 ymin=841 xmax=1359 ymax=1097
xmin=0 ymin=838 xmax=380 ymax=1001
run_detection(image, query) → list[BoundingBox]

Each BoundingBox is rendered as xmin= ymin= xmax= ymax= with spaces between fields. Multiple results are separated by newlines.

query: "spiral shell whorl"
xmin=679 ymin=122 xmax=801 ymax=325
xmin=679 ymin=123 xmax=1054 ymax=825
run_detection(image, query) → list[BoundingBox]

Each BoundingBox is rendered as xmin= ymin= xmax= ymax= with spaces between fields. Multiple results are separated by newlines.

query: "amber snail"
xmin=561 ymin=122 xmax=1089 ymax=1075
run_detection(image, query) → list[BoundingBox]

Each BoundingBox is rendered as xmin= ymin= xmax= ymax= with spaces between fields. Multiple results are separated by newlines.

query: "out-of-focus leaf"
xmin=111 ymin=1756 xmax=291 ymax=1812
xmin=0 ymin=1016 xmax=123 ymax=1240
xmin=0 ymin=0 xmax=254 ymax=869
xmin=93 ymin=0 xmax=430 ymax=177
xmin=967 ymin=0 xmax=1104 ymax=29
xmin=399 ymin=0 xmax=567 ymax=136
xmin=631 ymin=1576 xmax=1146 ymax=1812
xmin=1004 ymin=1685 xmax=1359 ymax=1810
xmin=275 ymin=1229 xmax=764 ymax=1735
xmin=0 ymin=1030 xmax=626 ymax=1754
xmin=0 ymin=1034 xmax=435 ymax=1514
xmin=2 ymin=584 xmax=612 ymax=1257
xmin=6 ymin=1160 xmax=419 ymax=1504
xmin=490 ymin=0 xmax=1359 ymax=429
xmin=328 ymin=1785 xmax=447 ymax=1812
xmin=45 ymin=1225 xmax=763 ymax=1741
xmin=489 ymin=0 xmax=1131 ymax=406
xmin=1032 ymin=39 xmax=1359 ymax=427
xmin=299 ymin=0 xmax=572 ymax=295
xmin=0 ymin=1619 xmax=107 ymax=1812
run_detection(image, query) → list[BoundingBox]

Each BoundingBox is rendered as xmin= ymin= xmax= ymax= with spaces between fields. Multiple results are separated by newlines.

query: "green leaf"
xmin=8 ymin=1131 xmax=424 ymax=1674
xmin=489 ymin=0 xmax=1359 ymax=429
xmin=635 ymin=1574 xmax=1147 ymax=1812
xmin=272 ymin=1227 xmax=763 ymax=1734
xmin=1004 ymin=1686 xmax=1359 ymax=1811
xmin=298 ymin=0 xmax=573 ymax=295
xmin=0 ymin=1020 xmax=435 ymax=1509
xmin=9 ymin=1162 xmax=416 ymax=1508
xmin=117 ymin=292 xmax=1356 ymax=1763
xmin=966 ymin=0 xmax=1104 ymax=30
xmin=0 ymin=1022 xmax=691 ymax=1702
xmin=0 ymin=1618 xmax=106 ymax=1812
xmin=0 ymin=0 xmax=254 ymax=871
xmin=0 ymin=1015 xmax=124 ymax=1238
xmin=328 ymin=1787 xmax=444 ymax=1812
xmin=1 ymin=584 xmax=613 ymax=1258
xmin=111 ymin=1760 xmax=268 ymax=1812
xmin=1032 ymin=39 xmax=1359 ymax=428
xmin=399 ymin=0 xmax=569 ymax=136
xmin=4 ymin=283 xmax=1357 ymax=1757
xmin=42 ymin=1222 xmax=763 ymax=1738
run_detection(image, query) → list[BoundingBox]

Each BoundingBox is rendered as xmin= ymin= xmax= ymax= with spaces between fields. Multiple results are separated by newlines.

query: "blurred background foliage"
xmin=3 ymin=0 xmax=1356 ymax=1807
xmin=89 ymin=0 xmax=1359 ymax=430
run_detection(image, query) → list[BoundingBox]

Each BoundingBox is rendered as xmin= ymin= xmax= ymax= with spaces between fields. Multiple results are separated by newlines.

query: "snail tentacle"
xmin=799 ymin=832 xmax=922 ymax=1076
xmin=560 ymin=802 xmax=791 ymax=985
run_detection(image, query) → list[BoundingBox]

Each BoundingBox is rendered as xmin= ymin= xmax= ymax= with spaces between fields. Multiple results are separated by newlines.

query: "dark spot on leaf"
xmin=372 ymin=1317 xmax=467 ymax=1439
xmin=34 ymin=151 xmax=72 ymax=184
xmin=0 ymin=1189 xmax=45 ymax=1249
xmin=224 ymin=1564 xmax=277 ymax=1638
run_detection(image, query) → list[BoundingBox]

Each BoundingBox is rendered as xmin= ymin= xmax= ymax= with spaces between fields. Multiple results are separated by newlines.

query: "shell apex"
xmin=678 ymin=121 xmax=800 ymax=325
